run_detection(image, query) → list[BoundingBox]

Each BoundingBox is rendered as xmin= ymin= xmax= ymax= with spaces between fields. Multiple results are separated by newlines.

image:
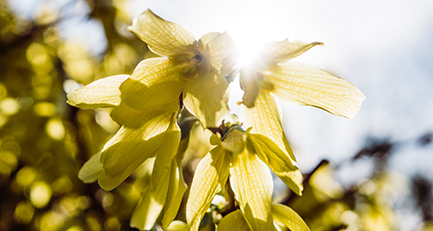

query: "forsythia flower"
xmin=67 ymin=8 xmax=365 ymax=231
xmin=67 ymin=9 xmax=237 ymax=193
xmin=186 ymin=116 xmax=308 ymax=231
xmin=68 ymin=73 xmax=181 ymax=191
xmin=240 ymin=39 xmax=365 ymax=116
xmin=218 ymin=206 xmax=309 ymax=231
xmin=109 ymin=9 xmax=237 ymax=129
xmin=239 ymin=39 xmax=365 ymax=196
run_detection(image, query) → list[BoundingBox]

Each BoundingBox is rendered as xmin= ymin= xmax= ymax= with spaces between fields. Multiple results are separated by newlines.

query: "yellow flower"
xmin=237 ymin=39 xmax=365 ymax=198
xmin=70 ymin=75 xmax=201 ymax=230
xmin=129 ymin=125 xmax=190 ymax=230
xmin=186 ymin=118 xmax=307 ymax=231
xmin=218 ymin=205 xmax=309 ymax=231
xmin=67 ymin=9 xmax=238 ymax=230
xmin=76 ymin=108 xmax=181 ymax=191
xmin=66 ymin=74 xmax=179 ymax=190
xmin=108 ymin=9 xmax=237 ymax=129
xmin=240 ymin=39 xmax=365 ymax=118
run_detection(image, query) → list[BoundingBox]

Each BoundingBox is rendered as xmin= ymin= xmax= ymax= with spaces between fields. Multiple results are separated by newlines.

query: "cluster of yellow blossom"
xmin=67 ymin=9 xmax=364 ymax=231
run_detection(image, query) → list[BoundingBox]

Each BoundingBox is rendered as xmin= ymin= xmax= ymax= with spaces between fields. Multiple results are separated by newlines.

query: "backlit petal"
xmin=230 ymin=150 xmax=275 ymax=231
xmin=166 ymin=221 xmax=188 ymax=231
xmin=110 ymin=57 xmax=182 ymax=127
xmin=67 ymin=75 xmax=128 ymax=108
xmin=264 ymin=62 xmax=365 ymax=119
xmin=248 ymin=134 xmax=303 ymax=195
xmin=183 ymin=69 xmax=229 ymax=128
xmin=186 ymin=146 xmax=230 ymax=231
xmin=240 ymin=68 xmax=261 ymax=108
xmin=130 ymin=170 xmax=170 ymax=230
xmin=261 ymin=39 xmax=323 ymax=65
xmin=199 ymin=32 xmax=238 ymax=75
xmin=241 ymin=91 xmax=297 ymax=163
xmin=98 ymin=113 xmax=172 ymax=191
xmin=272 ymin=204 xmax=310 ymax=231
xmin=218 ymin=210 xmax=251 ymax=231
xmin=78 ymin=152 xmax=103 ymax=183
xmin=118 ymin=57 xmax=184 ymax=112
xmin=110 ymin=102 xmax=174 ymax=128
xmin=151 ymin=114 xmax=181 ymax=184
xmin=128 ymin=9 xmax=195 ymax=57
xmin=162 ymin=135 xmax=190 ymax=229
xmin=162 ymin=158 xmax=187 ymax=229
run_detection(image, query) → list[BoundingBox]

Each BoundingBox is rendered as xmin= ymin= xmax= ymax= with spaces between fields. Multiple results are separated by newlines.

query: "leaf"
xmin=263 ymin=62 xmax=365 ymax=119
xmin=128 ymin=9 xmax=195 ymax=57
xmin=66 ymin=75 xmax=129 ymax=108
xmin=186 ymin=146 xmax=230 ymax=231
xmin=272 ymin=204 xmax=310 ymax=231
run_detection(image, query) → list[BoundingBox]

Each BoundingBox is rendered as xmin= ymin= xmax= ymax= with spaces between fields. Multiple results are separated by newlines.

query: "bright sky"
xmin=8 ymin=0 xmax=433 ymax=228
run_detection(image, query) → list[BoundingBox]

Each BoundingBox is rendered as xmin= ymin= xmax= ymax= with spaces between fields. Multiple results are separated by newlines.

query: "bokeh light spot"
xmin=30 ymin=181 xmax=52 ymax=208
xmin=0 ymin=98 xmax=19 ymax=116
xmin=14 ymin=201 xmax=35 ymax=224
xmin=46 ymin=118 xmax=66 ymax=140
xmin=34 ymin=102 xmax=57 ymax=117
xmin=0 ymin=150 xmax=18 ymax=176
xmin=15 ymin=166 xmax=37 ymax=187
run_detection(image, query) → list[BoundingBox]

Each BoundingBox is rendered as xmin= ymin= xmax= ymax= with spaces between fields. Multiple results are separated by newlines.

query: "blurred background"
xmin=1 ymin=0 xmax=432 ymax=230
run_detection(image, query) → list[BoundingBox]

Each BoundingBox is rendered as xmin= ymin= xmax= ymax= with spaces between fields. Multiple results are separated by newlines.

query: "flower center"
xmin=189 ymin=54 xmax=202 ymax=67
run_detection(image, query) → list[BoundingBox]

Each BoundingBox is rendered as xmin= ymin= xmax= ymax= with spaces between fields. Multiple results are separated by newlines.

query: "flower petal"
xmin=110 ymin=57 xmax=182 ymax=127
xmin=260 ymin=39 xmax=323 ymax=65
xmin=240 ymin=68 xmax=261 ymax=108
xmin=248 ymin=134 xmax=303 ymax=196
xmin=183 ymin=69 xmax=229 ymax=128
xmin=166 ymin=220 xmax=188 ymax=231
xmin=128 ymin=9 xmax=195 ymax=57
xmin=98 ymin=112 xmax=172 ymax=191
xmin=218 ymin=210 xmax=251 ymax=231
xmin=241 ymin=91 xmax=297 ymax=163
xmin=161 ymin=158 xmax=187 ymax=229
xmin=186 ymin=146 xmax=230 ymax=231
xmin=162 ymin=134 xmax=190 ymax=229
xmin=263 ymin=62 xmax=365 ymax=119
xmin=78 ymin=152 xmax=103 ymax=183
xmin=130 ymin=170 xmax=170 ymax=230
xmin=110 ymin=102 xmax=169 ymax=128
xmin=229 ymin=150 xmax=275 ymax=231
xmin=151 ymin=114 xmax=181 ymax=184
xmin=67 ymin=75 xmax=129 ymax=108
xmin=272 ymin=204 xmax=310 ymax=231
xmin=199 ymin=32 xmax=238 ymax=76
xmin=118 ymin=58 xmax=184 ymax=110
